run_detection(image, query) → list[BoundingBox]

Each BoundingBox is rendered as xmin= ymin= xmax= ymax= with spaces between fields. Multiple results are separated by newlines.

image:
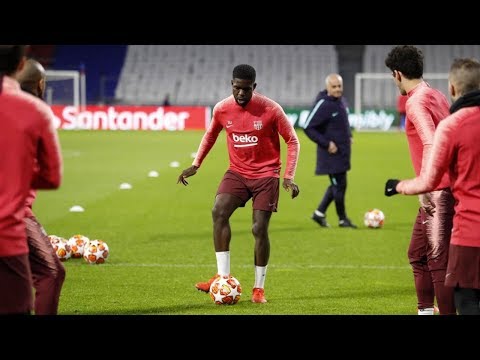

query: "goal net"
xmin=354 ymin=72 xmax=449 ymax=114
xmin=45 ymin=70 xmax=83 ymax=108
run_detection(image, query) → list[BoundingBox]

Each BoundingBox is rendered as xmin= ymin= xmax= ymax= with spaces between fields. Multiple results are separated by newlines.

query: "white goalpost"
xmin=354 ymin=72 xmax=449 ymax=115
xmin=45 ymin=70 xmax=86 ymax=108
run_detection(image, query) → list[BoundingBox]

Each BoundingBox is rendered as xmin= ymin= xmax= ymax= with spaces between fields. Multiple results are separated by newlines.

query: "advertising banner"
xmin=50 ymin=105 xmax=397 ymax=131
xmin=284 ymin=108 xmax=397 ymax=131
xmin=50 ymin=105 xmax=209 ymax=131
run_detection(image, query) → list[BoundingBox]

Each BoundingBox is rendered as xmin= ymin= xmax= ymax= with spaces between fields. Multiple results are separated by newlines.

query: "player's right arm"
xmin=177 ymin=106 xmax=223 ymax=186
xmin=177 ymin=165 xmax=199 ymax=185
xmin=397 ymin=119 xmax=454 ymax=195
xmin=303 ymin=99 xmax=330 ymax=148
xmin=406 ymin=99 xmax=438 ymax=214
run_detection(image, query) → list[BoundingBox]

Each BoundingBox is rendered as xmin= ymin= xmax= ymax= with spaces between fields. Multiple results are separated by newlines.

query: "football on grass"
xmin=67 ymin=234 xmax=90 ymax=258
xmin=209 ymin=275 xmax=242 ymax=305
xmin=83 ymin=239 xmax=109 ymax=264
xmin=364 ymin=208 xmax=385 ymax=228
xmin=53 ymin=239 xmax=72 ymax=261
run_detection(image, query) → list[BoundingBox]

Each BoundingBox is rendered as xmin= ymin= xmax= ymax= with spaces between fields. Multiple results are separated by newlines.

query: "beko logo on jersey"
xmin=232 ymin=133 xmax=258 ymax=147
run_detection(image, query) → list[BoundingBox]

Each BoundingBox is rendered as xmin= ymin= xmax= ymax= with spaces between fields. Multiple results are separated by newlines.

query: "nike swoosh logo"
xmin=387 ymin=188 xmax=393 ymax=192
xmin=226 ymin=125 xmax=233 ymax=128
xmin=422 ymin=220 xmax=429 ymax=224
xmin=332 ymin=112 xmax=339 ymax=117
xmin=269 ymin=203 xmax=276 ymax=206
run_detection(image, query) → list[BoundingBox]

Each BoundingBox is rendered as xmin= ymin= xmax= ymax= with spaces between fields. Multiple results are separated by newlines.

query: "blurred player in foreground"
xmin=386 ymin=57 xmax=480 ymax=315
xmin=0 ymin=46 xmax=62 ymax=314
xmin=16 ymin=58 xmax=66 ymax=315
xmin=177 ymin=64 xmax=300 ymax=303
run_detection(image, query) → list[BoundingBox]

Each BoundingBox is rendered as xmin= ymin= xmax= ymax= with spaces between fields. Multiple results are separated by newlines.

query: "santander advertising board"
xmin=50 ymin=105 xmax=210 ymax=131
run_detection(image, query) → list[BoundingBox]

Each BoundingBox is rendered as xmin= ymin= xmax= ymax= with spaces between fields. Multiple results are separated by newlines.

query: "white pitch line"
xmin=66 ymin=263 xmax=409 ymax=270
xmin=62 ymin=150 xmax=82 ymax=158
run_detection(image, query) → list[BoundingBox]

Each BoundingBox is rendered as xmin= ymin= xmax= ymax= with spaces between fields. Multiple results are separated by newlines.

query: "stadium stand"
xmin=29 ymin=45 xmax=56 ymax=68
xmin=41 ymin=45 xmax=480 ymax=109
xmin=115 ymin=45 xmax=338 ymax=107
xmin=52 ymin=45 xmax=127 ymax=104
xmin=362 ymin=45 xmax=480 ymax=110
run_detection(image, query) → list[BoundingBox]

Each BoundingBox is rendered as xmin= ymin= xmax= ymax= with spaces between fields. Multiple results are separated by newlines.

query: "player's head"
xmin=385 ymin=45 xmax=423 ymax=95
xmin=325 ymin=73 xmax=343 ymax=98
xmin=0 ymin=45 xmax=28 ymax=76
xmin=231 ymin=64 xmax=256 ymax=107
xmin=448 ymin=57 xmax=480 ymax=102
xmin=15 ymin=58 xmax=46 ymax=100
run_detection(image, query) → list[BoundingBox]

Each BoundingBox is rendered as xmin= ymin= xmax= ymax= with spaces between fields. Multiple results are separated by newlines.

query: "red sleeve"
xmin=31 ymin=107 xmax=62 ymax=189
xmin=192 ymin=105 xmax=223 ymax=168
xmin=398 ymin=119 xmax=453 ymax=194
xmin=406 ymin=98 xmax=437 ymax=176
xmin=276 ymin=107 xmax=300 ymax=180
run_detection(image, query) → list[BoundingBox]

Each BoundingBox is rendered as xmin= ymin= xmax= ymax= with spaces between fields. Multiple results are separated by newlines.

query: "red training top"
xmin=193 ymin=92 xmax=300 ymax=180
xmin=405 ymin=81 xmax=450 ymax=190
xmin=0 ymin=76 xmax=62 ymax=256
xmin=398 ymin=106 xmax=480 ymax=247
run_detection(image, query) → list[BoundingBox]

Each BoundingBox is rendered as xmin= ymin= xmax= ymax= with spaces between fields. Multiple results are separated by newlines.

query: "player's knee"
xmin=212 ymin=205 xmax=228 ymax=222
xmin=53 ymin=264 xmax=66 ymax=284
xmin=430 ymin=268 xmax=447 ymax=283
xmin=407 ymin=248 xmax=422 ymax=263
xmin=252 ymin=223 xmax=267 ymax=238
xmin=408 ymin=258 xmax=425 ymax=271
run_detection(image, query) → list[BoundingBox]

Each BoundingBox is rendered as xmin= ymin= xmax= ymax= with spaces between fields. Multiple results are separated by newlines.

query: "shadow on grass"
xmin=284 ymin=284 xmax=413 ymax=302
xmin=62 ymin=285 xmax=413 ymax=315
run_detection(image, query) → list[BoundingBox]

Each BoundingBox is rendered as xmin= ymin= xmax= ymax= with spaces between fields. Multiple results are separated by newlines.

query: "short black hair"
xmin=385 ymin=45 xmax=424 ymax=80
xmin=232 ymin=64 xmax=256 ymax=81
xmin=0 ymin=45 xmax=27 ymax=75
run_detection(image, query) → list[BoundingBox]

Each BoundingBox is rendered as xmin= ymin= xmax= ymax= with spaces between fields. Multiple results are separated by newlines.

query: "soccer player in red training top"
xmin=386 ymin=57 xmax=480 ymax=315
xmin=15 ymin=58 xmax=66 ymax=315
xmin=177 ymin=64 xmax=300 ymax=303
xmin=385 ymin=45 xmax=456 ymax=315
xmin=0 ymin=46 xmax=62 ymax=315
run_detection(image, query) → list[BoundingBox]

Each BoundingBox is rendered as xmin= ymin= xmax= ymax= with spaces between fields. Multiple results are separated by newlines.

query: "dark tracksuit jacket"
xmin=303 ymin=90 xmax=352 ymax=175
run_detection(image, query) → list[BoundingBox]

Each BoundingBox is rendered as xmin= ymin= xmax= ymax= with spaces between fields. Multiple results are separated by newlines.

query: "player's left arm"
xmin=276 ymin=108 xmax=300 ymax=199
xmin=282 ymin=178 xmax=300 ymax=199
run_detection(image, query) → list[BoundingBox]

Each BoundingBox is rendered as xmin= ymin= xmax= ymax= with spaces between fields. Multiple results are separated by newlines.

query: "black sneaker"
xmin=312 ymin=213 xmax=330 ymax=227
xmin=339 ymin=218 xmax=357 ymax=228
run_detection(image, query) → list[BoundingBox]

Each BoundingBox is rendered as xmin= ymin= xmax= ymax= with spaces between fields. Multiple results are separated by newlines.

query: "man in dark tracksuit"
xmin=304 ymin=73 xmax=357 ymax=228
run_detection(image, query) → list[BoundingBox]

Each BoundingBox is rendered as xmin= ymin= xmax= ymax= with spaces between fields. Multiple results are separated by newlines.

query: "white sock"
xmin=315 ymin=210 xmax=325 ymax=217
xmin=254 ymin=265 xmax=267 ymax=288
xmin=418 ymin=307 xmax=434 ymax=315
xmin=216 ymin=251 xmax=230 ymax=276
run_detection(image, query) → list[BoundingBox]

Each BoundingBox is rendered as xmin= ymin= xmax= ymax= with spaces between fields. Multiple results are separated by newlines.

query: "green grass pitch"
xmin=34 ymin=129 xmax=423 ymax=315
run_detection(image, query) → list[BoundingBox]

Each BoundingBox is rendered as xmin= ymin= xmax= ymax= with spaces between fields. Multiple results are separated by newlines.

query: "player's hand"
xmin=419 ymin=193 xmax=436 ymax=216
xmin=177 ymin=165 xmax=199 ymax=186
xmin=385 ymin=179 xmax=400 ymax=196
xmin=283 ymin=179 xmax=300 ymax=199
